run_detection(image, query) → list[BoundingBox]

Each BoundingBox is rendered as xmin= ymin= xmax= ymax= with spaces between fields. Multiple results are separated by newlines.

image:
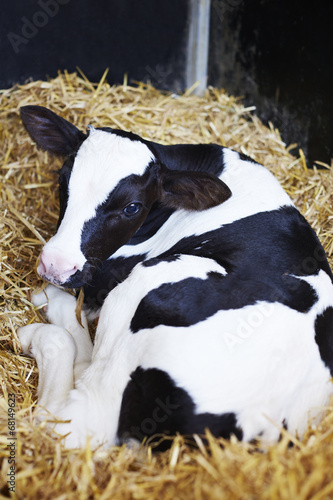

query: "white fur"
xmin=18 ymin=261 xmax=333 ymax=448
xmin=43 ymin=129 xmax=154 ymax=271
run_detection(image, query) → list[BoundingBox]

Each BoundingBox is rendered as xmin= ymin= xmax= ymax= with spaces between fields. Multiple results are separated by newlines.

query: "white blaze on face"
xmin=45 ymin=128 xmax=155 ymax=271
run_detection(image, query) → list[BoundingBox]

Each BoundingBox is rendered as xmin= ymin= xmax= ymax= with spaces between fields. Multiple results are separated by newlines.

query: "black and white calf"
xmin=18 ymin=105 xmax=333 ymax=449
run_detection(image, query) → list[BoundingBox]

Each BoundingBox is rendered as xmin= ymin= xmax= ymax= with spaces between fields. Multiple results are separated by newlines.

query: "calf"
xmin=18 ymin=105 xmax=333 ymax=449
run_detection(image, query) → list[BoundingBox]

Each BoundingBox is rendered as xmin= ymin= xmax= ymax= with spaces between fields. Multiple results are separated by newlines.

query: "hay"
xmin=0 ymin=70 xmax=333 ymax=499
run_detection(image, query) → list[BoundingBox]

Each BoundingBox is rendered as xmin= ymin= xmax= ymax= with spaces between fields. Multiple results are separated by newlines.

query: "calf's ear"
xmin=20 ymin=105 xmax=86 ymax=156
xmin=160 ymin=169 xmax=232 ymax=211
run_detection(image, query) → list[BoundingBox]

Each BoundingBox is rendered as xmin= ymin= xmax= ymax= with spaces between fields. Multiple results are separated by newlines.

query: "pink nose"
xmin=37 ymin=248 xmax=80 ymax=284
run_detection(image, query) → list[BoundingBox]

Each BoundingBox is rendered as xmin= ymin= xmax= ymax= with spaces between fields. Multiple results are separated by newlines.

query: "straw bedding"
xmin=0 ymin=70 xmax=333 ymax=499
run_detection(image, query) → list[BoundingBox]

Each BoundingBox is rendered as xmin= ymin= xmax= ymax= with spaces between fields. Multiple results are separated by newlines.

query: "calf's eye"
xmin=123 ymin=202 xmax=142 ymax=216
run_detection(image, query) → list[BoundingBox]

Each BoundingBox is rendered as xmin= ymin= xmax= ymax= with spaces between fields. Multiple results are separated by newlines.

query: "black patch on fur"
xmin=130 ymin=271 xmax=316 ymax=333
xmin=82 ymin=255 xmax=146 ymax=312
xmin=80 ymin=172 xmax=158 ymax=264
xmin=130 ymin=207 xmax=327 ymax=333
xmin=162 ymin=205 xmax=332 ymax=280
xmin=315 ymin=307 xmax=333 ymax=376
xmin=126 ymin=203 xmax=175 ymax=245
xmin=117 ymin=366 xmax=243 ymax=450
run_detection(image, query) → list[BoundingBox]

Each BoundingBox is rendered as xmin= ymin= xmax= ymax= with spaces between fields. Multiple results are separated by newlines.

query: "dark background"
xmin=209 ymin=0 xmax=333 ymax=166
xmin=1 ymin=0 xmax=332 ymax=165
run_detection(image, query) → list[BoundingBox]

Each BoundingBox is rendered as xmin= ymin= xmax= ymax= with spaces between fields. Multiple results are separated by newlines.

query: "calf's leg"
xmin=18 ymin=285 xmax=93 ymax=413
xmin=32 ymin=285 xmax=93 ymax=380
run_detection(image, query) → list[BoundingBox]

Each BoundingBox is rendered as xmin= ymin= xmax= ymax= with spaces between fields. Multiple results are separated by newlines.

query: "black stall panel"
xmin=2 ymin=0 xmax=188 ymax=91
xmin=209 ymin=0 xmax=333 ymax=164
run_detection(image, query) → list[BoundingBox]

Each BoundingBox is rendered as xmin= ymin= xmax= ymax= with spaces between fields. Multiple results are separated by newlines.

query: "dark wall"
xmin=1 ymin=0 xmax=188 ymax=91
xmin=209 ymin=0 xmax=333 ymax=165
xmin=1 ymin=0 xmax=332 ymax=164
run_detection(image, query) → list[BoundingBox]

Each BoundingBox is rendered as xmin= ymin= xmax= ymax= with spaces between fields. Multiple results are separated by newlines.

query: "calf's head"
xmin=21 ymin=106 xmax=231 ymax=288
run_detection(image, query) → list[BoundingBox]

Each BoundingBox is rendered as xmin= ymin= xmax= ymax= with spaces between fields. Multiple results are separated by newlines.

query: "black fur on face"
xmin=80 ymin=164 xmax=161 ymax=266
xmin=57 ymin=155 xmax=74 ymax=229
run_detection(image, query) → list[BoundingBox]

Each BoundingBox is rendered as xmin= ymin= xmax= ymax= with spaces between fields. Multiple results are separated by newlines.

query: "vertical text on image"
xmin=7 ymin=393 xmax=16 ymax=493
